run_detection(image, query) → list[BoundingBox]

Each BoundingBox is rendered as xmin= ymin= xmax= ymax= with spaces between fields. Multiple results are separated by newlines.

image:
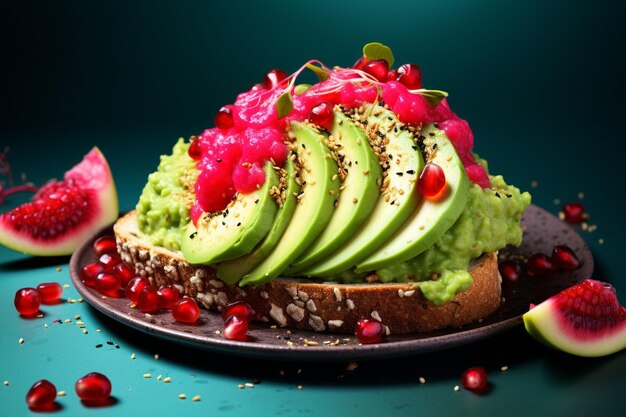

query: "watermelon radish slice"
xmin=523 ymin=279 xmax=626 ymax=357
xmin=0 ymin=147 xmax=118 ymax=256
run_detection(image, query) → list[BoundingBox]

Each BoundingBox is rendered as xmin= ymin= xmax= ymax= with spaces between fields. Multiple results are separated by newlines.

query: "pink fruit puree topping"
xmin=192 ymin=63 xmax=489 ymax=218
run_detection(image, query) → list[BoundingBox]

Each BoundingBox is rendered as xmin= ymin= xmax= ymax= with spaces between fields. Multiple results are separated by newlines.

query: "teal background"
xmin=2 ymin=0 xmax=626 ymax=416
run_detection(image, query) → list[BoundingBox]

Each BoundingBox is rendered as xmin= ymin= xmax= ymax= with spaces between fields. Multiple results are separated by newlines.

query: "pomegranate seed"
xmin=417 ymin=163 xmax=446 ymax=198
xmin=223 ymin=315 xmax=249 ymax=341
xmin=355 ymin=317 xmax=383 ymax=344
xmin=93 ymin=235 xmax=117 ymax=255
xmin=172 ymin=298 xmax=201 ymax=324
xmin=526 ymin=253 xmax=554 ymax=276
xmin=125 ymin=277 xmax=150 ymax=303
xmin=461 ymin=366 xmax=488 ymax=391
xmin=214 ymin=106 xmax=234 ymax=130
xmin=309 ymin=102 xmax=334 ymax=130
xmin=363 ymin=59 xmax=389 ymax=82
xmin=396 ymin=63 xmax=422 ymax=90
xmin=36 ymin=282 xmax=63 ymax=304
xmin=187 ymin=139 xmax=202 ymax=160
xmin=94 ymin=273 xmax=122 ymax=297
xmin=263 ymin=69 xmax=288 ymax=89
xmin=562 ymin=202 xmax=587 ymax=224
xmin=222 ymin=301 xmax=255 ymax=320
xmin=75 ymin=372 xmax=111 ymax=402
xmin=99 ymin=253 xmax=120 ymax=271
xmin=353 ymin=55 xmax=369 ymax=70
xmin=26 ymin=379 xmax=57 ymax=410
xmin=499 ymin=260 xmax=522 ymax=283
xmin=112 ymin=262 xmax=135 ymax=287
xmin=158 ymin=285 xmax=181 ymax=309
xmin=552 ymin=245 xmax=580 ymax=270
xmin=14 ymin=288 xmax=40 ymax=316
xmin=387 ymin=68 xmax=398 ymax=80
xmin=137 ymin=285 xmax=160 ymax=313
xmin=80 ymin=262 xmax=104 ymax=287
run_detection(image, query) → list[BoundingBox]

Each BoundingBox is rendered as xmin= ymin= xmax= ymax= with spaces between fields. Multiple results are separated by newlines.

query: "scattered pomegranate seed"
xmin=353 ymin=55 xmax=369 ymax=70
xmin=26 ymin=379 xmax=57 ymax=410
xmin=222 ymin=301 xmax=255 ymax=320
xmin=417 ymin=163 xmax=446 ymax=198
xmin=187 ymin=139 xmax=202 ymax=160
xmin=172 ymin=298 xmax=201 ymax=324
xmin=14 ymin=288 xmax=40 ymax=316
xmin=80 ymin=262 xmax=104 ymax=287
xmin=125 ymin=277 xmax=150 ymax=303
xmin=94 ymin=273 xmax=122 ymax=298
xmin=98 ymin=253 xmax=120 ymax=272
xmin=552 ymin=245 xmax=580 ymax=270
xmin=75 ymin=372 xmax=111 ymax=402
xmin=387 ymin=68 xmax=398 ymax=81
xmin=526 ymin=253 xmax=554 ymax=276
xmin=396 ymin=63 xmax=422 ymax=90
xmin=214 ymin=106 xmax=234 ymax=130
xmin=461 ymin=366 xmax=488 ymax=391
xmin=263 ymin=69 xmax=288 ymax=90
xmin=362 ymin=59 xmax=389 ymax=82
xmin=138 ymin=285 xmax=160 ymax=313
xmin=223 ymin=315 xmax=249 ymax=341
xmin=355 ymin=317 xmax=383 ymax=344
xmin=36 ymin=282 xmax=63 ymax=304
xmin=112 ymin=262 xmax=135 ymax=287
xmin=562 ymin=202 xmax=587 ymax=224
xmin=93 ymin=235 xmax=117 ymax=255
xmin=499 ymin=260 xmax=522 ymax=283
xmin=158 ymin=285 xmax=181 ymax=309
xmin=309 ymin=102 xmax=334 ymax=130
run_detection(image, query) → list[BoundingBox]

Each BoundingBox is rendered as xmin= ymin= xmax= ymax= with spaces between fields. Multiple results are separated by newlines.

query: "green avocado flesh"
xmin=216 ymin=158 xmax=300 ymax=284
xmin=289 ymin=110 xmax=383 ymax=272
xmin=238 ymin=122 xmax=340 ymax=286
xmin=181 ymin=162 xmax=279 ymax=264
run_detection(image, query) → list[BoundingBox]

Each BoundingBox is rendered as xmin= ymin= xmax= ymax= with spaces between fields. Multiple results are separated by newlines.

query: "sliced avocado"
xmin=181 ymin=162 xmax=279 ymax=264
xmin=239 ymin=122 xmax=340 ymax=286
xmin=216 ymin=158 xmax=301 ymax=283
xmin=300 ymin=104 xmax=424 ymax=277
xmin=355 ymin=124 xmax=470 ymax=272
xmin=288 ymin=110 xmax=382 ymax=272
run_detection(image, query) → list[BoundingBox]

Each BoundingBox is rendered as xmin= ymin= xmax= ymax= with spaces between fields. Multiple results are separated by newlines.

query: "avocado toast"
xmin=114 ymin=43 xmax=531 ymax=334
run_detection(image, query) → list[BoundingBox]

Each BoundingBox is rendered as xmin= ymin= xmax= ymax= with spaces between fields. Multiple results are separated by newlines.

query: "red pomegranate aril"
xmin=187 ymin=139 xmax=202 ymax=160
xmin=14 ymin=288 xmax=40 ymax=316
xmin=158 ymin=285 xmax=181 ymax=309
xmin=499 ymin=260 xmax=522 ymax=283
xmin=263 ymin=69 xmax=288 ymax=89
xmin=112 ymin=262 xmax=135 ymax=287
xmin=387 ymin=68 xmax=398 ymax=81
xmin=552 ymin=245 xmax=580 ymax=270
xmin=461 ymin=366 xmax=488 ymax=391
xmin=526 ymin=253 xmax=554 ymax=276
xmin=93 ymin=235 xmax=117 ymax=255
xmin=223 ymin=315 xmax=249 ymax=341
xmin=418 ymin=163 xmax=446 ymax=198
xmin=172 ymin=297 xmax=201 ymax=324
xmin=353 ymin=55 xmax=369 ymax=70
xmin=309 ymin=102 xmax=334 ymax=130
xmin=99 ymin=253 xmax=120 ymax=271
xmin=36 ymin=282 xmax=63 ymax=304
xmin=137 ymin=285 xmax=160 ymax=313
xmin=75 ymin=372 xmax=111 ymax=402
xmin=562 ymin=202 xmax=587 ymax=224
xmin=222 ymin=301 xmax=255 ymax=320
xmin=214 ymin=106 xmax=234 ymax=130
xmin=81 ymin=262 xmax=104 ymax=287
xmin=355 ymin=317 xmax=383 ymax=344
xmin=94 ymin=273 xmax=122 ymax=297
xmin=363 ymin=59 xmax=389 ymax=82
xmin=125 ymin=277 xmax=149 ymax=303
xmin=26 ymin=379 xmax=57 ymax=410
xmin=396 ymin=63 xmax=423 ymax=90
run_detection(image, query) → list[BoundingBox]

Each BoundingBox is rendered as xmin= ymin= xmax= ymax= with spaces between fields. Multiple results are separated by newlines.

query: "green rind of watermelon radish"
xmin=523 ymin=299 xmax=626 ymax=357
xmin=0 ymin=147 xmax=119 ymax=256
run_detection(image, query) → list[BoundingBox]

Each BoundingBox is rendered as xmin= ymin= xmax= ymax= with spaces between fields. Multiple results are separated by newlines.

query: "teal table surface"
xmin=3 ymin=1 xmax=626 ymax=416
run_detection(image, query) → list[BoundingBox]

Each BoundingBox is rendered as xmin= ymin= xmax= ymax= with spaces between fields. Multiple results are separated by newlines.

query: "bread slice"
xmin=114 ymin=211 xmax=502 ymax=334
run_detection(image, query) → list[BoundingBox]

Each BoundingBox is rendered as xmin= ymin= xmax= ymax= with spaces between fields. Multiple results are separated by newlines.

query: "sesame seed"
xmin=3 ymin=381 xmax=8 ymax=386
xmin=143 ymin=374 xmax=152 ymax=379
xmin=178 ymin=394 xmax=187 ymax=400
xmin=57 ymin=390 xmax=66 ymax=396
xmin=154 ymin=354 xmax=160 ymax=360
xmin=215 ymin=330 xmax=221 ymax=335
xmin=501 ymin=366 xmax=509 ymax=372
xmin=56 ymin=267 xmax=62 ymax=272
xmin=245 ymin=383 xmax=254 ymax=388
xmin=192 ymin=395 xmax=201 ymax=402
xmin=18 ymin=338 xmax=24 ymax=344
xmin=163 ymin=377 xmax=171 ymax=383
xmin=131 ymin=353 xmax=136 ymax=360
xmin=238 ymin=384 xmax=245 ymax=389
xmin=419 ymin=377 xmax=426 ymax=384
xmin=64 ymin=318 xmax=72 ymax=323
xmin=453 ymin=385 xmax=460 ymax=392
xmin=82 ymin=329 xmax=88 ymax=334
xmin=157 ymin=375 xmax=162 ymax=381
xmin=74 ymin=315 xmax=81 ymax=320
xmin=297 ymin=385 xmax=303 ymax=390
xmin=63 ymin=284 xmax=70 ymax=289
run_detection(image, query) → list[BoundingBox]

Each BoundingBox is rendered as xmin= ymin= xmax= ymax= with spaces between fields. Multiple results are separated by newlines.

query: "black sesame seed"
xmin=190 ymin=231 xmax=198 ymax=239
xmin=396 ymin=172 xmax=404 ymax=176
xmin=406 ymin=170 xmax=415 ymax=175
xmin=106 ymin=341 xmax=114 ymax=345
xmin=237 ymin=222 xmax=241 ymax=227
xmin=95 ymin=344 xmax=103 ymax=348
xmin=254 ymin=199 xmax=259 ymax=204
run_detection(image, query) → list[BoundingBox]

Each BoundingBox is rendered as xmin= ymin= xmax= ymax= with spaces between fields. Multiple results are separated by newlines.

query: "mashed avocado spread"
xmin=136 ymin=140 xmax=531 ymax=305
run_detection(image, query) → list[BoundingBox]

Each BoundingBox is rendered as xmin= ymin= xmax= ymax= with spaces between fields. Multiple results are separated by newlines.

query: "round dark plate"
xmin=70 ymin=204 xmax=593 ymax=361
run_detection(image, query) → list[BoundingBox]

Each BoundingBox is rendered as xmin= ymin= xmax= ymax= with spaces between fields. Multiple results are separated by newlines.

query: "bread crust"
xmin=114 ymin=211 xmax=502 ymax=334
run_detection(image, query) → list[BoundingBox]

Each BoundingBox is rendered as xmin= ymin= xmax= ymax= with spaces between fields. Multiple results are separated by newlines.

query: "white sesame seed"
xmin=57 ymin=390 xmax=66 ymax=396
xmin=163 ymin=377 xmax=171 ymax=383
xmin=192 ymin=395 xmax=201 ymax=402
xmin=297 ymin=385 xmax=303 ymax=390
xmin=238 ymin=384 xmax=245 ymax=389
xmin=82 ymin=329 xmax=88 ymax=334
xmin=131 ymin=353 xmax=136 ymax=360
xmin=74 ymin=315 xmax=81 ymax=320
xmin=501 ymin=366 xmax=509 ymax=372
xmin=178 ymin=394 xmax=186 ymax=399
xmin=63 ymin=284 xmax=70 ymax=289
xmin=154 ymin=354 xmax=160 ymax=360
xmin=157 ymin=375 xmax=162 ymax=381
xmin=18 ymin=338 xmax=24 ymax=344
xmin=454 ymin=385 xmax=460 ymax=392
xmin=3 ymin=380 xmax=8 ymax=386
xmin=419 ymin=377 xmax=426 ymax=384
xmin=143 ymin=374 xmax=152 ymax=379
xmin=245 ymin=383 xmax=254 ymax=388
